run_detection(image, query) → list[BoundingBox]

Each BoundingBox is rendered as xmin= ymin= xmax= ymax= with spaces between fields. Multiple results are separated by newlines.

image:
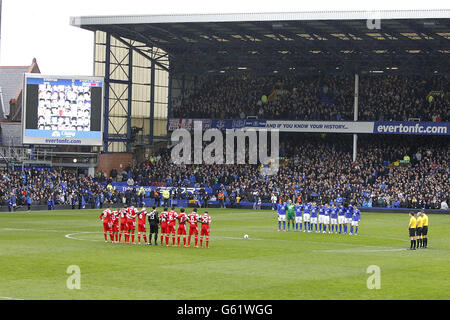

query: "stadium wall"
xmin=97 ymin=153 xmax=132 ymax=177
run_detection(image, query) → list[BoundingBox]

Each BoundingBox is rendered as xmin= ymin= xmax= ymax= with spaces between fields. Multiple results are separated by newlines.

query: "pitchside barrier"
xmin=1 ymin=202 xmax=449 ymax=214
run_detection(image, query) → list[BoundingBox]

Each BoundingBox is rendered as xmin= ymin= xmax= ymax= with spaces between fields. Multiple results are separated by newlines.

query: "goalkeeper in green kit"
xmin=286 ymin=200 xmax=296 ymax=231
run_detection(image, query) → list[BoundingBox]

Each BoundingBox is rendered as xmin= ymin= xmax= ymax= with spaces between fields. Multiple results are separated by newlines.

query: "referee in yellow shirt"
xmin=421 ymin=211 xmax=429 ymax=248
xmin=408 ymin=212 xmax=417 ymax=250
xmin=416 ymin=212 xmax=424 ymax=249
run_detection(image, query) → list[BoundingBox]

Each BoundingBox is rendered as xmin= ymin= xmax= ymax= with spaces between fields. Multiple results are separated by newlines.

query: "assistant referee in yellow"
xmin=416 ymin=212 xmax=424 ymax=248
xmin=408 ymin=212 xmax=417 ymax=250
xmin=421 ymin=211 xmax=429 ymax=248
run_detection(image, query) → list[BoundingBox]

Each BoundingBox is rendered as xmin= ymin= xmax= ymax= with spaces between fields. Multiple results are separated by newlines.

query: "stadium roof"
xmin=71 ymin=10 xmax=450 ymax=75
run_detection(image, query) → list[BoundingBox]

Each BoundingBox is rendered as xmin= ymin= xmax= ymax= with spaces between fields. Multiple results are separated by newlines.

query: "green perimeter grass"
xmin=0 ymin=208 xmax=449 ymax=300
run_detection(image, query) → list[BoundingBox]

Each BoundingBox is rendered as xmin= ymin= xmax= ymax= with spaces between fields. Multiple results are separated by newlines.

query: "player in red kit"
xmin=199 ymin=211 xmax=212 ymax=248
xmin=118 ymin=205 xmax=128 ymax=243
xmin=126 ymin=206 xmax=138 ymax=244
xmin=167 ymin=207 xmax=178 ymax=246
xmin=137 ymin=207 xmax=148 ymax=245
xmin=159 ymin=208 xmax=169 ymax=246
xmin=176 ymin=208 xmax=188 ymax=247
xmin=99 ymin=207 xmax=113 ymax=242
xmin=111 ymin=209 xmax=120 ymax=243
xmin=187 ymin=208 xmax=200 ymax=248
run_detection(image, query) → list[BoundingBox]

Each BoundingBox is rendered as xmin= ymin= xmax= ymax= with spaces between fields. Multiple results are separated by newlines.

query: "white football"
xmin=244 ymin=234 xmax=249 ymax=239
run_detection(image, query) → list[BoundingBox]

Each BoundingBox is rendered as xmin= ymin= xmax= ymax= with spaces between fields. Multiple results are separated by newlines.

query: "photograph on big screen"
xmin=23 ymin=75 xmax=103 ymax=146
xmin=37 ymin=84 xmax=91 ymax=132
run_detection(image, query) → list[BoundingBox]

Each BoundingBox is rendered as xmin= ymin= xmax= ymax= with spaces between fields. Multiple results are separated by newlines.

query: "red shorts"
xmin=168 ymin=222 xmax=176 ymax=233
xmin=112 ymin=222 xmax=119 ymax=232
xmin=177 ymin=225 xmax=187 ymax=235
xmin=138 ymin=223 xmax=146 ymax=232
xmin=189 ymin=225 xmax=198 ymax=235
xmin=120 ymin=220 xmax=128 ymax=231
xmin=103 ymin=222 xmax=111 ymax=232
xmin=127 ymin=220 xmax=136 ymax=231
xmin=200 ymin=224 xmax=210 ymax=236
xmin=160 ymin=222 xmax=168 ymax=234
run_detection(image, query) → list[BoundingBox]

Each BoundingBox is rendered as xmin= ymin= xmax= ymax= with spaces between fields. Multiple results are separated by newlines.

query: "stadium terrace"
xmin=1 ymin=10 xmax=449 ymax=214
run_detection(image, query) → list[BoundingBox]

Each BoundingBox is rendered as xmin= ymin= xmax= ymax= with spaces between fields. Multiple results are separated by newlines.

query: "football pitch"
xmin=0 ymin=209 xmax=449 ymax=300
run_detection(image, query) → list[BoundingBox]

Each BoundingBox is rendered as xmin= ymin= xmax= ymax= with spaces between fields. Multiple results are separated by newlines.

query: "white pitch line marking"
xmin=64 ymin=232 xmax=104 ymax=242
xmin=314 ymin=247 xmax=410 ymax=253
xmin=0 ymin=296 xmax=24 ymax=300
xmin=213 ymin=236 xmax=264 ymax=241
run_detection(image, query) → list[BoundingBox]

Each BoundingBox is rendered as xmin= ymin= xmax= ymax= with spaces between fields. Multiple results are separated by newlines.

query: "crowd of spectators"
xmin=0 ymin=168 xmax=120 ymax=210
xmin=1 ymin=135 xmax=448 ymax=211
xmin=358 ymin=75 xmax=449 ymax=121
xmin=120 ymin=134 xmax=449 ymax=210
xmin=171 ymin=74 xmax=449 ymax=122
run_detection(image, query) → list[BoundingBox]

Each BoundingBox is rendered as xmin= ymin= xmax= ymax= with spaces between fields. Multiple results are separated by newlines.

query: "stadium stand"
xmin=102 ymin=134 xmax=449 ymax=210
xmin=1 ymin=134 xmax=447 ymax=211
xmin=0 ymin=168 xmax=114 ymax=210
xmin=171 ymin=74 xmax=449 ymax=122
xmin=1 ymin=13 xmax=448 ymax=213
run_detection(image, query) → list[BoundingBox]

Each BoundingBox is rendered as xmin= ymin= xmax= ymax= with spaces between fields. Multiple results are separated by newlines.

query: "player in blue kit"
xmin=350 ymin=205 xmax=361 ymax=235
xmin=330 ymin=204 xmax=338 ymax=233
xmin=310 ymin=203 xmax=318 ymax=232
xmin=277 ymin=202 xmax=287 ymax=232
xmin=303 ymin=202 xmax=311 ymax=232
xmin=294 ymin=202 xmax=303 ymax=231
xmin=338 ymin=204 xmax=346 ymax=234
xmin=344 ymin=204 xmax=354 ymax=234
xmin=323 ymin=204 xmax=331 ymax=233
xmin=318 ymin=204 xmax=325 ymax=232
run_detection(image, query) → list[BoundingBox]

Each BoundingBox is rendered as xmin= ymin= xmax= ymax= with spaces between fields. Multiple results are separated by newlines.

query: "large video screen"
xmin=22 ymin=74 xmax=104 ymax=146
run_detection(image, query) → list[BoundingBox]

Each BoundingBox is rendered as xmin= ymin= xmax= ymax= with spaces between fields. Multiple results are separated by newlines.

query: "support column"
xmin=149 ymin=61 xmax=155 ymax=146
xmin=181 ymin=74 xmax=186 ymax=107
xmin=167 ymin=70 xmax=173 ymax=120
xmin=353 ymin=73 xmax=359 ymax=162
xmin=103 ymin=33 xmax=111 ymax=153
xmin=126 ymin=47 xmax=133 ymax=152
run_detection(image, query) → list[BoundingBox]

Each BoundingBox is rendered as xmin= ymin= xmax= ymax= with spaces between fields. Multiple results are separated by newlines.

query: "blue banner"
xmin=111 ymin=184 xmax=213 ymax=195
xmin=25 ymin=129 xmax=102 ymax=139
xmin=26 ymin=77 xmax=103 ymax=87
xmin=373 ymin=122 xmax=449 ymax=135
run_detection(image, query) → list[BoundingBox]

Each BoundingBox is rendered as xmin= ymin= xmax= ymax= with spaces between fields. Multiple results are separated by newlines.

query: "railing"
xmin=0 ymin=145 xmax=100 ymax=169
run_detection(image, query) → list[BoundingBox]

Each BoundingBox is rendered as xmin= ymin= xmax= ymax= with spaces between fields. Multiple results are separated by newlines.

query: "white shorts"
xmin=331 ymin=218 xmax=338 ymax=225
xmin=351 ymin=220 xmax=359 ymax=227
xmin=318 ymin=215 xmax=324 ymax=223
xmin=338 ymin=216 xmax=345 ymax=224
xmin=323 ymin=216 xmax=330 ymax=225
xmin=311 ymin=217 xmax=318 ymax=224
xmin=278 ymin=214 xmax=286 ymax=222
xmin=295 ymin=216 xmax=303 ymax=223
xmin=345 ymin=217 xmax=352 ymax=224
xmin=303 ymin=214 xmax=310 ymax=222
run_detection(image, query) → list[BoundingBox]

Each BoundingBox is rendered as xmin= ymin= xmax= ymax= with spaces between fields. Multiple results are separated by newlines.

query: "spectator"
xmin=171 ymin=74 xmax=448 ymax=122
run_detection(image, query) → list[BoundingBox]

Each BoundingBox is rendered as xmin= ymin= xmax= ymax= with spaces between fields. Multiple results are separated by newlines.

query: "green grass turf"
xmin=0 ymin=208 xmax=449 ymax=300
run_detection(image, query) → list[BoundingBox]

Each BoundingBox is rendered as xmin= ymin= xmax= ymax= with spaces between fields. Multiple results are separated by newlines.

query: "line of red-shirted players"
xmin=99 ymin=206 xmax=212 ymax=248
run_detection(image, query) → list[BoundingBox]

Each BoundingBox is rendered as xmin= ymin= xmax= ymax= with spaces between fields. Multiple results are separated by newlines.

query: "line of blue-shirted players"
xmin=277 ymin=201 xmax=361 ymax=235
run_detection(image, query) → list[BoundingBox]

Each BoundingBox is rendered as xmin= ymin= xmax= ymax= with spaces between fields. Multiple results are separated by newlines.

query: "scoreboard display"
xmin=22 ymin=74 xmax=104 ymax=146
